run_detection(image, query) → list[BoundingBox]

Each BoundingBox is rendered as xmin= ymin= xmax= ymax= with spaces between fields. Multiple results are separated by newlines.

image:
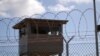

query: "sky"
xmin=0 ymin=0 xmax=100 ymax=41
xmin=0 ymin=0 xmax=100 ymax=47
xmin=0 ymin=0 xmax=100 ymax=56
xmin=0 ymin=0 xmax=100 ymax=46
xmin=0 ymin=0 xmax=100 ymax=18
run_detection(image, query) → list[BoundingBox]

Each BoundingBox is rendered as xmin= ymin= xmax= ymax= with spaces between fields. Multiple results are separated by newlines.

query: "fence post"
xmin=66 ymin=43 xmax=69 ymax=56
xmin=66 ymin=36 xmax=74 ymax=56
xmin=93 ymin=0 xmax=99 ymax=56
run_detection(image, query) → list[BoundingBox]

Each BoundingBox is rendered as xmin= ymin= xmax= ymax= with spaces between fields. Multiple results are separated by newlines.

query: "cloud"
xmin=48 ymin=0 xmax=75 ymax=12
xmin=0 ymin=0 xmax=46 ymax=17
xmin=48 ymin=4 xmax=74 ymax=12
xmin=97 ymin=0 xmax=100 ymax=2
xmin=48 ymin=0 xmax=100 ymax=12
xmin=58 ymin=0 xmax=92 ymax=5
xmin=59 ymin=0 xmax=100 ymax=5
xmin=70 ymin=0 xmax=92 ymax=4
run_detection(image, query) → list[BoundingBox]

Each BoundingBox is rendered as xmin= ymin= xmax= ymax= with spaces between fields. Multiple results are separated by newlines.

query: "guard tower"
xmin=13 ymin=18 xmax=68 ymax=56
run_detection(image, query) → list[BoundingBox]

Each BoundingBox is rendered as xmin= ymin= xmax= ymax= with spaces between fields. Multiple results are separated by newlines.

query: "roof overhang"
xmin=13 ymin=18 xmax=68 ymax=29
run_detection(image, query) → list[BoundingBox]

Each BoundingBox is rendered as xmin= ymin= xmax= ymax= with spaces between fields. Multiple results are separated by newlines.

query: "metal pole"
xmin=93 ymin=0 xmax=99 ymax=56
xmin=66 ymin=43 xmax=69 ymax=56
xmin=66 ymin=36 xmax=74 ymax=56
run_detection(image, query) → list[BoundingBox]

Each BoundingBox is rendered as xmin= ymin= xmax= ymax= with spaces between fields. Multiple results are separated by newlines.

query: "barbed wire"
xmin=0 ymin=8 xmax=100 ymax=56
xmin=0 ymin=8 xmax=99 ymax=42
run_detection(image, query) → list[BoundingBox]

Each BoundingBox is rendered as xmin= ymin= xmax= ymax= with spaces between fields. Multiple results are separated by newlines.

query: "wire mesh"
xmin=0 ymin=8 xmax=100 ymax=56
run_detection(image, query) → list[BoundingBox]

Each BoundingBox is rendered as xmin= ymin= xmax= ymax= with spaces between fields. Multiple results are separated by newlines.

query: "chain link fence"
xmin=0 ymin=8 xmax=100 ymax=56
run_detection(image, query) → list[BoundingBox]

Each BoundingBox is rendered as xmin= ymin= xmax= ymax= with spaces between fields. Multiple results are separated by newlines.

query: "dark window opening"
xmin=38 ymin=27 xmax=49 ymax=34
xmin=50 ymin=27 xmax=61 ymax=35
xmin=31 ymin=26 xmax=37 ymax=34
xmin=31 ymin=26 xmax=50 ymax=34
xmin=31 ymin=25 xmax=61 ymax=35
xmin=20 ymin=27 xmax=26 ymax=37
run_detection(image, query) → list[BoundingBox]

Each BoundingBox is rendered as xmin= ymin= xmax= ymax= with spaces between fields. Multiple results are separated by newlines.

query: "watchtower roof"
xmin=13 ymin=18 xmax=68 ymax=29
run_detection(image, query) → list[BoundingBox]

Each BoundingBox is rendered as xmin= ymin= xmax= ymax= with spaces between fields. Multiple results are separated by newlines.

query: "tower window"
xmin=31 ymin=25 xmax=61 ymax=35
